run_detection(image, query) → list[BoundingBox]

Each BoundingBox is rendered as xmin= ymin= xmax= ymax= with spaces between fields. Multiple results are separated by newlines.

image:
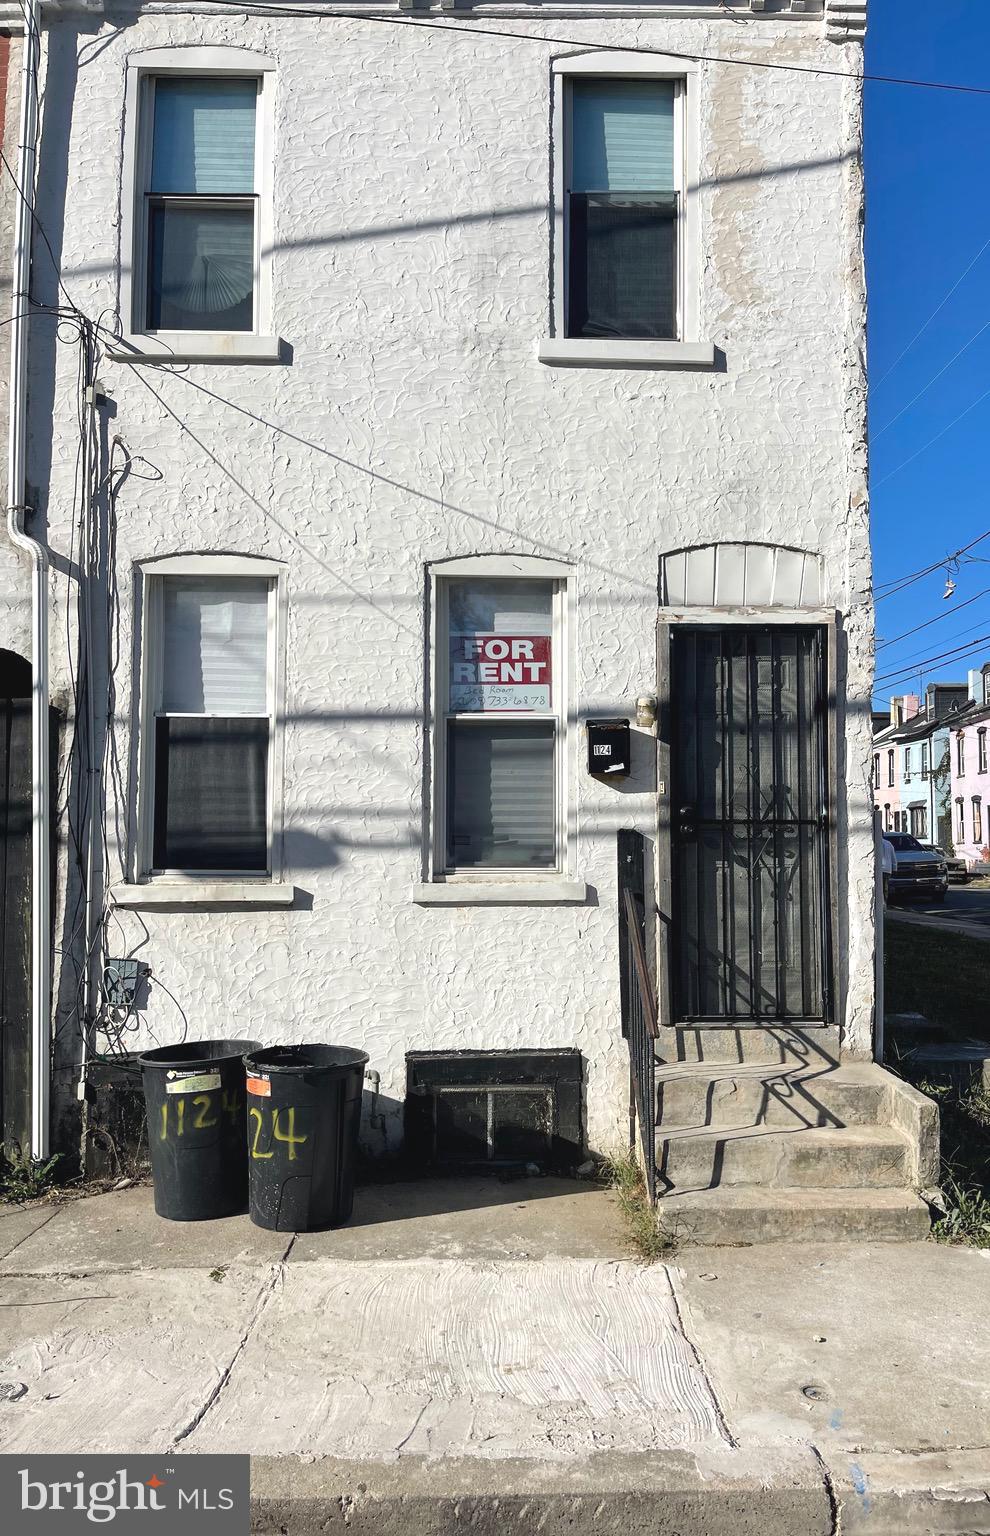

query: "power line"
xmin=190 ymin=2 xmax=990 ymax=97
xmin=871 ymin=231 xmax=990 ymax=391
xmin=872 ymin=377 xmax=990 ymax=490
xmin=875 ymin=633 xmax=990 ymax=685
xmin=871 ymin=317 xmax=990 ymax=442
xmin=877 ymin=586 xmax=990 ymax=651
xmin=875 ymin=531 xmax=990 ymax=600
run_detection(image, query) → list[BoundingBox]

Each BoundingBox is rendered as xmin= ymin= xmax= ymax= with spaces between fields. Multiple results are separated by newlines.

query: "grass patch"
xmin=884 ymin=920 xmax=990 ymax=1043
xmin=0 ymin=1148 xmax=61 ymax=1205
xmin=601 ymin=1149 xmax=677 ymax=1261
xmin=912 ymin=1080 xmax=990 ymax=1248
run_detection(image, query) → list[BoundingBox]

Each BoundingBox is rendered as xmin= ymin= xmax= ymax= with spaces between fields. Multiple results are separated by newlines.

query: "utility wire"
xmin=184 ymin=1 xmax=990 ymax=97
xmin=875 ymin=531 xmax=990 ymax=600
xmin=875 ymin=632 xmax=990 ymax=685
xmin=872 ymin=231 xmax=990 ymax=391
xmin=871 ymin=318 xmax=990 ymax=442
xmin=877 ymin=586 xmax=990 ymax=651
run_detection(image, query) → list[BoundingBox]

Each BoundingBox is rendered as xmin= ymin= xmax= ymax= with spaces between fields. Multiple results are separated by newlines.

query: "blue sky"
xmin=866 ymin=0 xmax=990 ymax=705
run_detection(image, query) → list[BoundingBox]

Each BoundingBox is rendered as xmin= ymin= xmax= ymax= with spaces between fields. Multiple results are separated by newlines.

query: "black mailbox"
xmin=587 ymin=717 xmax=631 ymax=777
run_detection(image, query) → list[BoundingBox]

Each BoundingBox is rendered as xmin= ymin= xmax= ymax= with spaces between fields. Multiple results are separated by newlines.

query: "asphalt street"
xmin=889 ymin=884 xmax=990 ymax=937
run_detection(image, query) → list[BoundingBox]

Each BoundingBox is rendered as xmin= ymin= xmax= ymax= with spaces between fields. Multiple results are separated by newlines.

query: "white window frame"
xmin=414 ymin=555 xmax=584 ymax=906
xmin=540 ymin=51 xmax=714 ymax=370
xmin=113 ymin=553 xmax=291 ymax=910
xmin=979 ymin=728 xmax=987 ymax=774
xmin=113 ymin=46 xmax=279 ymax=364
xmin=973 ymin=796 xmax=983 ymax=846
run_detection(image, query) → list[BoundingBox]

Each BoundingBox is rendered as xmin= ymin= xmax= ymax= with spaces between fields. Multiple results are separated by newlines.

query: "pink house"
xmin=871 ymin=693 xmax=919 ymax=833
xmin=950 ymin=664 xmax=990 ymax=868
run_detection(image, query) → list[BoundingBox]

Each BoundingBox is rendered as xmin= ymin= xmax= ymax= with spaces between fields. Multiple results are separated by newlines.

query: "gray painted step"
xmin=659 ymin=1186 xmax=932 ymax=1246
xmin=655 ymin=1062 xmax=889 ymax=1132
xmin=657 ymin=1124 xmax=912 ymax=1193
xmin=655 ymin=1025 xmax=841 ymax=1068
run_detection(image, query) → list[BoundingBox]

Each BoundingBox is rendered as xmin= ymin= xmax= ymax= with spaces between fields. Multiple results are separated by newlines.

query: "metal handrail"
xmin=623 ymin=887 xmax=659 ymax=1040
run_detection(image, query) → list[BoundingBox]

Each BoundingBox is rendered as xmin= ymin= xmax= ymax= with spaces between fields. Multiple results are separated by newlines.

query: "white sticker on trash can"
xmin=165 ymin=1071 xmax=222 ymax=1095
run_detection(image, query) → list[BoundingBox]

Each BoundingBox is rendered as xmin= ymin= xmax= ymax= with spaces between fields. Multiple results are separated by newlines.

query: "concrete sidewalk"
xmin=0 ymin=1179 xmax=988 ymax=1533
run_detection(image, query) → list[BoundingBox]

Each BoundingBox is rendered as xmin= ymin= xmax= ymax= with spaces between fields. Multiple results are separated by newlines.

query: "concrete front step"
xmin=659 ymin=1186 xmax=933 ymax=1246
xmin=657 ymin=1124 xmax=912 ymax=1193
xmin=655 ymin=1062 xmax=890 ymax=1132
xmin=655 ymin=1024 xmax=841 ymax=1067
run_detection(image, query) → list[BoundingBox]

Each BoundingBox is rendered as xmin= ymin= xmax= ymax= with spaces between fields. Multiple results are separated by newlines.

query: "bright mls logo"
xmin=1 ymin=1455 xmax=249 ymax=1534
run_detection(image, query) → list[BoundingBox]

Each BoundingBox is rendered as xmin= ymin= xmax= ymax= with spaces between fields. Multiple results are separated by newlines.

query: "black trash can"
xmin=139 ymin=1040 xmax=261 ymax=1221
xmin=243 ymin=1045 xmax=368 ymax=1231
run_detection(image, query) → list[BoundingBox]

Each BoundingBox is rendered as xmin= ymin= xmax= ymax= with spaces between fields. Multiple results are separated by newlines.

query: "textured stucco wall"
xmin=26 ymin=8 xmax=872 ymax=1153
xmin=0 ymin=30 xmax=31 ymax=663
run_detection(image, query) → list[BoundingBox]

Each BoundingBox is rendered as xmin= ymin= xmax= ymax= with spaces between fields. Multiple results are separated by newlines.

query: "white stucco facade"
xmin=6 ymin=0 xmax=872 ymax=1156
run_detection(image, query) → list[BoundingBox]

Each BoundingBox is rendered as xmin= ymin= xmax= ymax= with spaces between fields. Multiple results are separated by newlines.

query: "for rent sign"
xmin=449 ymin=634 xmax=551 ymax=711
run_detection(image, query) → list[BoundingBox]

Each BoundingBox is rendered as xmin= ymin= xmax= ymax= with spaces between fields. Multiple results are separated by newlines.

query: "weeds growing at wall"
xmin=602 ymin=1149 xmax=677 ymax=1262
xmin=0 ymin=1148 xmax=61 ymax=1205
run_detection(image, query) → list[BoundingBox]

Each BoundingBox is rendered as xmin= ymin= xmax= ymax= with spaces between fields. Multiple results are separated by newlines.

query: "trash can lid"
xmin=139 ymin=1039 xmax=261 ymax=1069
xmin=244 ymin=1044 xmax=369 ymax=1075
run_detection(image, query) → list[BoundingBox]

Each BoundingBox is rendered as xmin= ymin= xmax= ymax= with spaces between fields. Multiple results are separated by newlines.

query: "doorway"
xmin=666 ymin=624 xmax=832 ymax=1024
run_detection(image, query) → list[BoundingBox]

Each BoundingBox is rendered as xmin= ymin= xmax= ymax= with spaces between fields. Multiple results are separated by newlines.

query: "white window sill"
xmin=412 ymin=880 xmax=588 ymax=906
xmin=106 ymin=333 xmax=283 ymax=365
xmin=111 ymin=880 xmax=295 ymax=910
xmin=538 ymin=338 xmax=718 ymax=369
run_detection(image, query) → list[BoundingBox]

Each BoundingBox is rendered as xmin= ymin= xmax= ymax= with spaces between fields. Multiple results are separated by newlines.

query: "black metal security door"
xmin=670 ymin=625 xmax=831 ymax=1023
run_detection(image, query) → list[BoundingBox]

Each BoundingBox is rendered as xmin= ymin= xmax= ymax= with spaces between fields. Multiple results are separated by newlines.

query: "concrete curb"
xmin=247 ymin=1448 xmax=990 ymax=1535
xmin=248 ymin=1450 xmax=835 ymax=1535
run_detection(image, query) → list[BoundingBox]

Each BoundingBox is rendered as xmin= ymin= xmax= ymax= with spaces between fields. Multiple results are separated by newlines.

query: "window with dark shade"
xmin=150 ymin=576 xmax=273 ymax=874
xmin=145 ymin=78 xmax=258 ymax=332
xmin=566 ymin=78 xmax=677 ymax=339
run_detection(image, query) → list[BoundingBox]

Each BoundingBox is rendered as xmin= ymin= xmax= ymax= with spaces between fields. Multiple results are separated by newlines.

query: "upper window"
xmin=565 ymin=78 xmax=678 ymax=341
xmin=903 ymin=747 xmax=912 ymax=781
xmin=958 ymin=732 xmax=966 ymax=775
xmin=872 ymin=752 xmax=880 ymax=788
xmin=117 ymin=48 xmax=277 ymax=362
xmin=541 ymin=53 xmax=708 ymax=367
xmin=979 ymin=728 xmax=987 ymax=774
xmin=144 ymin=77 xmax=259 ymax=333
xmin=921 ymin=742 xmax=929 ymax=777
xmin=140 ymin=566 xmax=280 ymax=877
xmin=887 ymin=749 xmax=895 ymax=787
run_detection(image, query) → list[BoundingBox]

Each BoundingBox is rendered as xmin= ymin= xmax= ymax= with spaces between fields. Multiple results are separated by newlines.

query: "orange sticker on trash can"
xmin=246 ymin=1076 xmax=271 ymax=1097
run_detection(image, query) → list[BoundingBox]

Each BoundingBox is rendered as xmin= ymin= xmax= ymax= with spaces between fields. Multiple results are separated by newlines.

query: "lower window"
xmin=435 ymin=574 xmax=564 ymax=876
xmin=142 ymin=571 xmax=276 ymax=876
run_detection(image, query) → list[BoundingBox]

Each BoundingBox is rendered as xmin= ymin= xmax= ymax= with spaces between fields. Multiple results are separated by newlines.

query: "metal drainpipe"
xmin=6 ymin=0 xmax=51 ymax=1160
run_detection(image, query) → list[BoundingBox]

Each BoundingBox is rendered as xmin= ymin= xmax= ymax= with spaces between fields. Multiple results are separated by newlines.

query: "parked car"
xmin=882 ymin=833 xmax=949 ymax=903
xmin=919 ymin=842 xmax=968 ymax=884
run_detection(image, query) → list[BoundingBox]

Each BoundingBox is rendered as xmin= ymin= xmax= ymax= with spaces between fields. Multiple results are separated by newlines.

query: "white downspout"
xmin=6 ymin=0 xmax=50 ymax=1161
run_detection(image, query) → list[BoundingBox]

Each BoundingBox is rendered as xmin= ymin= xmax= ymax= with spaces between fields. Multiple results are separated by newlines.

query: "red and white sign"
xmin=449 ymin=634 xmax=551 ymax=711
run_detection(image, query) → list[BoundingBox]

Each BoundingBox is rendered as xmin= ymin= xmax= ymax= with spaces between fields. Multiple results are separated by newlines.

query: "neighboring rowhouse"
xmin=949 ymin=664 xmax=990 ymax=869
xmin=0 ymin=0 xmax=938 ymax=1240
xmin=872 ymin=684 xmax=968 ymax=846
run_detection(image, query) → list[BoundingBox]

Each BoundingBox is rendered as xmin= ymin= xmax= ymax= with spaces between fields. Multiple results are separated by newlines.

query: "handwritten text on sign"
xmin=449 ymin=635 xmax=551 ymax=711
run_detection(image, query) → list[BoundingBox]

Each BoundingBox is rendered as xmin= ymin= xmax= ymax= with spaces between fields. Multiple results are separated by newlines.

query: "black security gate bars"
xmin=618 ymin=830 xmax=659 ymax=1203
xmin=670 ymin=626 xmax=832 ymax=1024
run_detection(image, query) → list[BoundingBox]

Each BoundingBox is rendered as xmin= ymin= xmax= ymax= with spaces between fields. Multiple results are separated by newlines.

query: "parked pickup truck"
xmin=883 ymin=833 xmax=949 ymax=903
xmin=920 ymin=842 xmax=968 ymax=884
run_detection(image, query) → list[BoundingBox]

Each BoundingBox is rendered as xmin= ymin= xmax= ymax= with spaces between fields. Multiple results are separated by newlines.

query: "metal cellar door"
xmin=670 ymin=625 xmax=831 ymax=1024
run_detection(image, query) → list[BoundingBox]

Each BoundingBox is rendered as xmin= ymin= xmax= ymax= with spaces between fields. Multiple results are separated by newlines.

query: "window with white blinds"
xmin=149 ymin=575 xmax=274 ymax=874
xmin=438 ymin=578 xmax=561 ymax=872
xmin=566 ymin=77 xmax=679 ymax=340
xmin=144 ymin=76 xmax=259 ymax=332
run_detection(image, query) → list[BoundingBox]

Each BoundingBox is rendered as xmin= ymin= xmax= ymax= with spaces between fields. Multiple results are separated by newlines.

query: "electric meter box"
xmin=586 ymin=717 xmax=631 ymax=777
